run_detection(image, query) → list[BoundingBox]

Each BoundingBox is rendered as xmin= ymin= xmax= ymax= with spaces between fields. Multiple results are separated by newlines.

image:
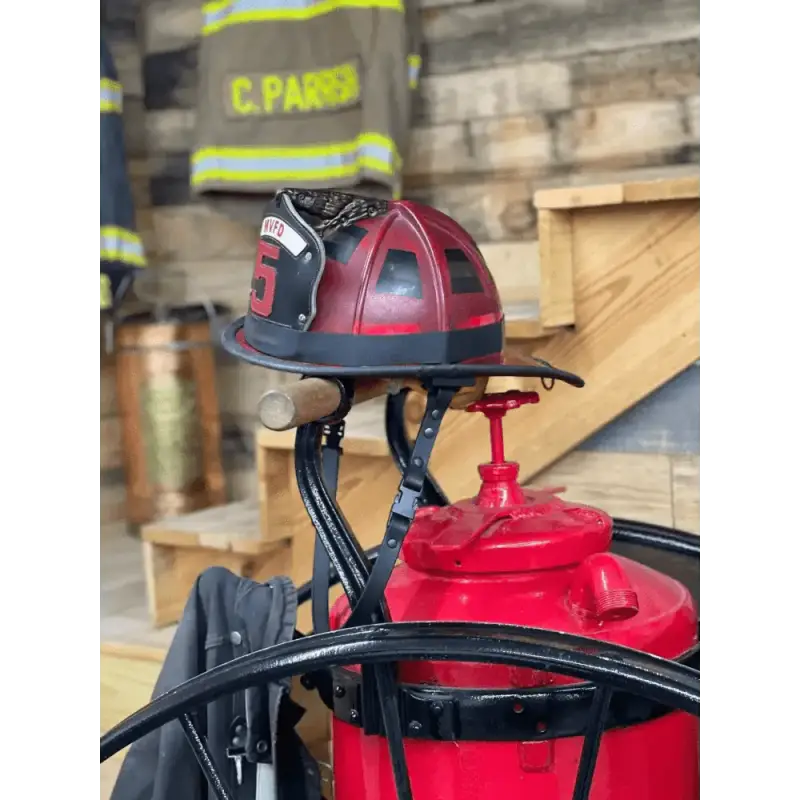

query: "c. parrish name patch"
xmin=225 ymin=60 xmax=361 ymax=117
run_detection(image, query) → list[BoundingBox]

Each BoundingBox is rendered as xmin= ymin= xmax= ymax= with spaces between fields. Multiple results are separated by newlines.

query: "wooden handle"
xmin=258 ymin=378 xmax=388 ymax=431
xmin=258 ymin=375 xmax=491 ymax=431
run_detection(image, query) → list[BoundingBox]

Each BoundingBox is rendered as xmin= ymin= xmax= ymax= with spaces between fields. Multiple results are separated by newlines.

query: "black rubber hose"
xmin=294 ymin=423 xmax=371 ymax=606
xmin=101 ymin=621 xmax=699 ymax=763
xmin=179 ymin=714 xmax=235 ymax=800
xmin=612 ymin=518 xmax=700 ymax=558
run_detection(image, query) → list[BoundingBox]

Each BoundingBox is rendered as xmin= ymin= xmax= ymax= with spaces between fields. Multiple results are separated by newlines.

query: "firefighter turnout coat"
xmin=101 ymin=35 xmax=146 ymax=310
xmin=192 ymin=0 xmax=422 ymax=206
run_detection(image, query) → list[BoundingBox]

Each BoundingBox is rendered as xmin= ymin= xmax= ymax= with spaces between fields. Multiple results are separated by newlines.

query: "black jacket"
xmin=111 ymin=567 xmax=321 ymax=800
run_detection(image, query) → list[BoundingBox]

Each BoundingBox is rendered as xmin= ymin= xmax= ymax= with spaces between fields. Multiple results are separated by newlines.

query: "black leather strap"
xmin=347 ymin=383 xmax=459 ymax=628
xmin=304 ymin=418 xmax=414 ymax=799
xmin=311 ymin=422 xmax=344 ymax=635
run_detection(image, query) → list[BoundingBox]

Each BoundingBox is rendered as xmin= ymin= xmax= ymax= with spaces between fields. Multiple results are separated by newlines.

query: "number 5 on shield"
xmin=250 ymin=242 xmax=279 ymax=317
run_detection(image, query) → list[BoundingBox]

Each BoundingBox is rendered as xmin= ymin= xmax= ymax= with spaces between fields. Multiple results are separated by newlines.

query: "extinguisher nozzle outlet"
xmin=594 ymin=589 xmax=640 ymax=622
xmin=570 ymin=553 xmax=640 ymax=623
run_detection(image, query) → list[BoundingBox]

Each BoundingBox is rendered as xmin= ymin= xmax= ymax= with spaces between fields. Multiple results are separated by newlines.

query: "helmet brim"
xmin=221 ymin=317 xmax=585 ymax=388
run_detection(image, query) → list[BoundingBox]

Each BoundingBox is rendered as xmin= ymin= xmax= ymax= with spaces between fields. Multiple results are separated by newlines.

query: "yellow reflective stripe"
xmin=202 ymin=0 xmax=405 ymax=36
xmin=100 ymin=274 xmax=113 ymax=309
xmin=408 ymin=54 xmax=422 ymax=90
xmin=100 ymin=226 xmax=147 ymax=268
xmin=191 ymin=132 xmax=402 ymax=185
xmin=100 ymin=77 xmax=123 ymax=114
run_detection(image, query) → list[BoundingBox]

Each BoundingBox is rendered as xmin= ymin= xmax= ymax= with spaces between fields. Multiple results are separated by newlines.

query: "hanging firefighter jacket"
xmin=192 ymin=0 xmax=422 ymax=214
xmin=101 ymin=35 xmax=146 ymax=310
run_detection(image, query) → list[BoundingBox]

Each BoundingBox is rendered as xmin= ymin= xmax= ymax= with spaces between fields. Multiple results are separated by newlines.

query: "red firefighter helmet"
xmin=221 ymin=189 xmax=582 ymax=386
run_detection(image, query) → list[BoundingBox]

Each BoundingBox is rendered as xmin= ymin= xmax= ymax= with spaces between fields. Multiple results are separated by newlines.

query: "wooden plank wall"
xmin=102 ymin=0 xmax=700 ymax=527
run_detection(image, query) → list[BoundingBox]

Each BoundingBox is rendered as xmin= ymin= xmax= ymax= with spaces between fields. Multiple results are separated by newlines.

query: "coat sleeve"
xmin=109 ymin=581 xmax=206 ymax=800
xmin=101 ymin=34 xmax=146 ymax=310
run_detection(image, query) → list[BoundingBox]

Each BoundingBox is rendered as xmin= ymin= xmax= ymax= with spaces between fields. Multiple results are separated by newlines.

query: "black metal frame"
xmin=100 ymin=385 xmax=700 ymax=800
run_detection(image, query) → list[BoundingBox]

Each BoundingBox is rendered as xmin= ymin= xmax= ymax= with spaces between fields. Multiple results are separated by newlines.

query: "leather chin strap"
xmin=305 ymin=417 xmax=415 ymax=800
xmin=346 ymin=383 xmax=458 ymax=628
xmin=303 ymin=380 xmax=463 ymax=800
xmin=309 ymin=381 xmax=461 ymax=634
xmin=311 ymin=421 xmax=344 ymax=636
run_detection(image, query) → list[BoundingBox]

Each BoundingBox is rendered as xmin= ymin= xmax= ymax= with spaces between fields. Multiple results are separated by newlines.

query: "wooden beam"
xmin=535 ymin=174 xmax=699 ymax=210
xmin=537 ymin=209 xmax=576 ymax=327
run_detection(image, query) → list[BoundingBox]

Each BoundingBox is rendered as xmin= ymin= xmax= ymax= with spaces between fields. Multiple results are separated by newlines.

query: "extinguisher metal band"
xmin=346 ymin=382 xmax=462 ymax=628
xmin=329 ymin=643 xmax=699 ymax=742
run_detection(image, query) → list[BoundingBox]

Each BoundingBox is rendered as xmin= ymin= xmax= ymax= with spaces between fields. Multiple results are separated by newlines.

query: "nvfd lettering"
xmin=230 ymin=63 xmax=360 ymax=116
xmin=262 ymin=218 xmax=285 ymax=238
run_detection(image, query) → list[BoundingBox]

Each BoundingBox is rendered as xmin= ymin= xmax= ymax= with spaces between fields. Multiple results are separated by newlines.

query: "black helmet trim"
xmin=220 ymin=318 xmax=586 ymax=387
xmin=241 ymin=313 xmax=503 ymax=367
xmin=253 ymin=193 xmax=327 ymax=332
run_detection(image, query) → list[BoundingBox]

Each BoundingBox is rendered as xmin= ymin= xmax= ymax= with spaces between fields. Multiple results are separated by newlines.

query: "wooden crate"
xmin=536 ymin=174 xmax=700 ymax=328
xmin=141 ymin=501 xmax=292 ymax=627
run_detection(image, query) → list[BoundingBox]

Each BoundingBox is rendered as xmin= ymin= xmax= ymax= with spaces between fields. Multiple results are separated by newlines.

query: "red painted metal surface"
xmin=309 ymin=200 xmax=503 ymax=337
xmin=330 ymin=393 xmax=699 ymax=799
xmin=333 ymin=713 xmax=699 ymax=800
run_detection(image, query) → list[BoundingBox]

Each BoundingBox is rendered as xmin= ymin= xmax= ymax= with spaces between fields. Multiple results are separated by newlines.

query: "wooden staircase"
xmin=428 ymin=174 xmax=700 ymax=497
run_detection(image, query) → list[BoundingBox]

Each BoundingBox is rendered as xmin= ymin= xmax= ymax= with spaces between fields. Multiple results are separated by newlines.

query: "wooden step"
xmin=504 ymin=300 xmax=553 ymax=340
xmin=141 ymin=501 xmax=292 ymax=627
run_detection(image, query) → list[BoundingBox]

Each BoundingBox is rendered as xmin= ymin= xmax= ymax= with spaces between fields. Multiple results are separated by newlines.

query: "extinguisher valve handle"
xmin=466 ymin=391 xmax=540 ymax=464
xmin=465 ymin=390 xmax=540 ymax=417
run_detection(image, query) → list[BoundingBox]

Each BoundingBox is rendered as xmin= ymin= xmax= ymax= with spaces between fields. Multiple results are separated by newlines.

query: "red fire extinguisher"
xmin=330 ymin=391 xmax=699 ymax=800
